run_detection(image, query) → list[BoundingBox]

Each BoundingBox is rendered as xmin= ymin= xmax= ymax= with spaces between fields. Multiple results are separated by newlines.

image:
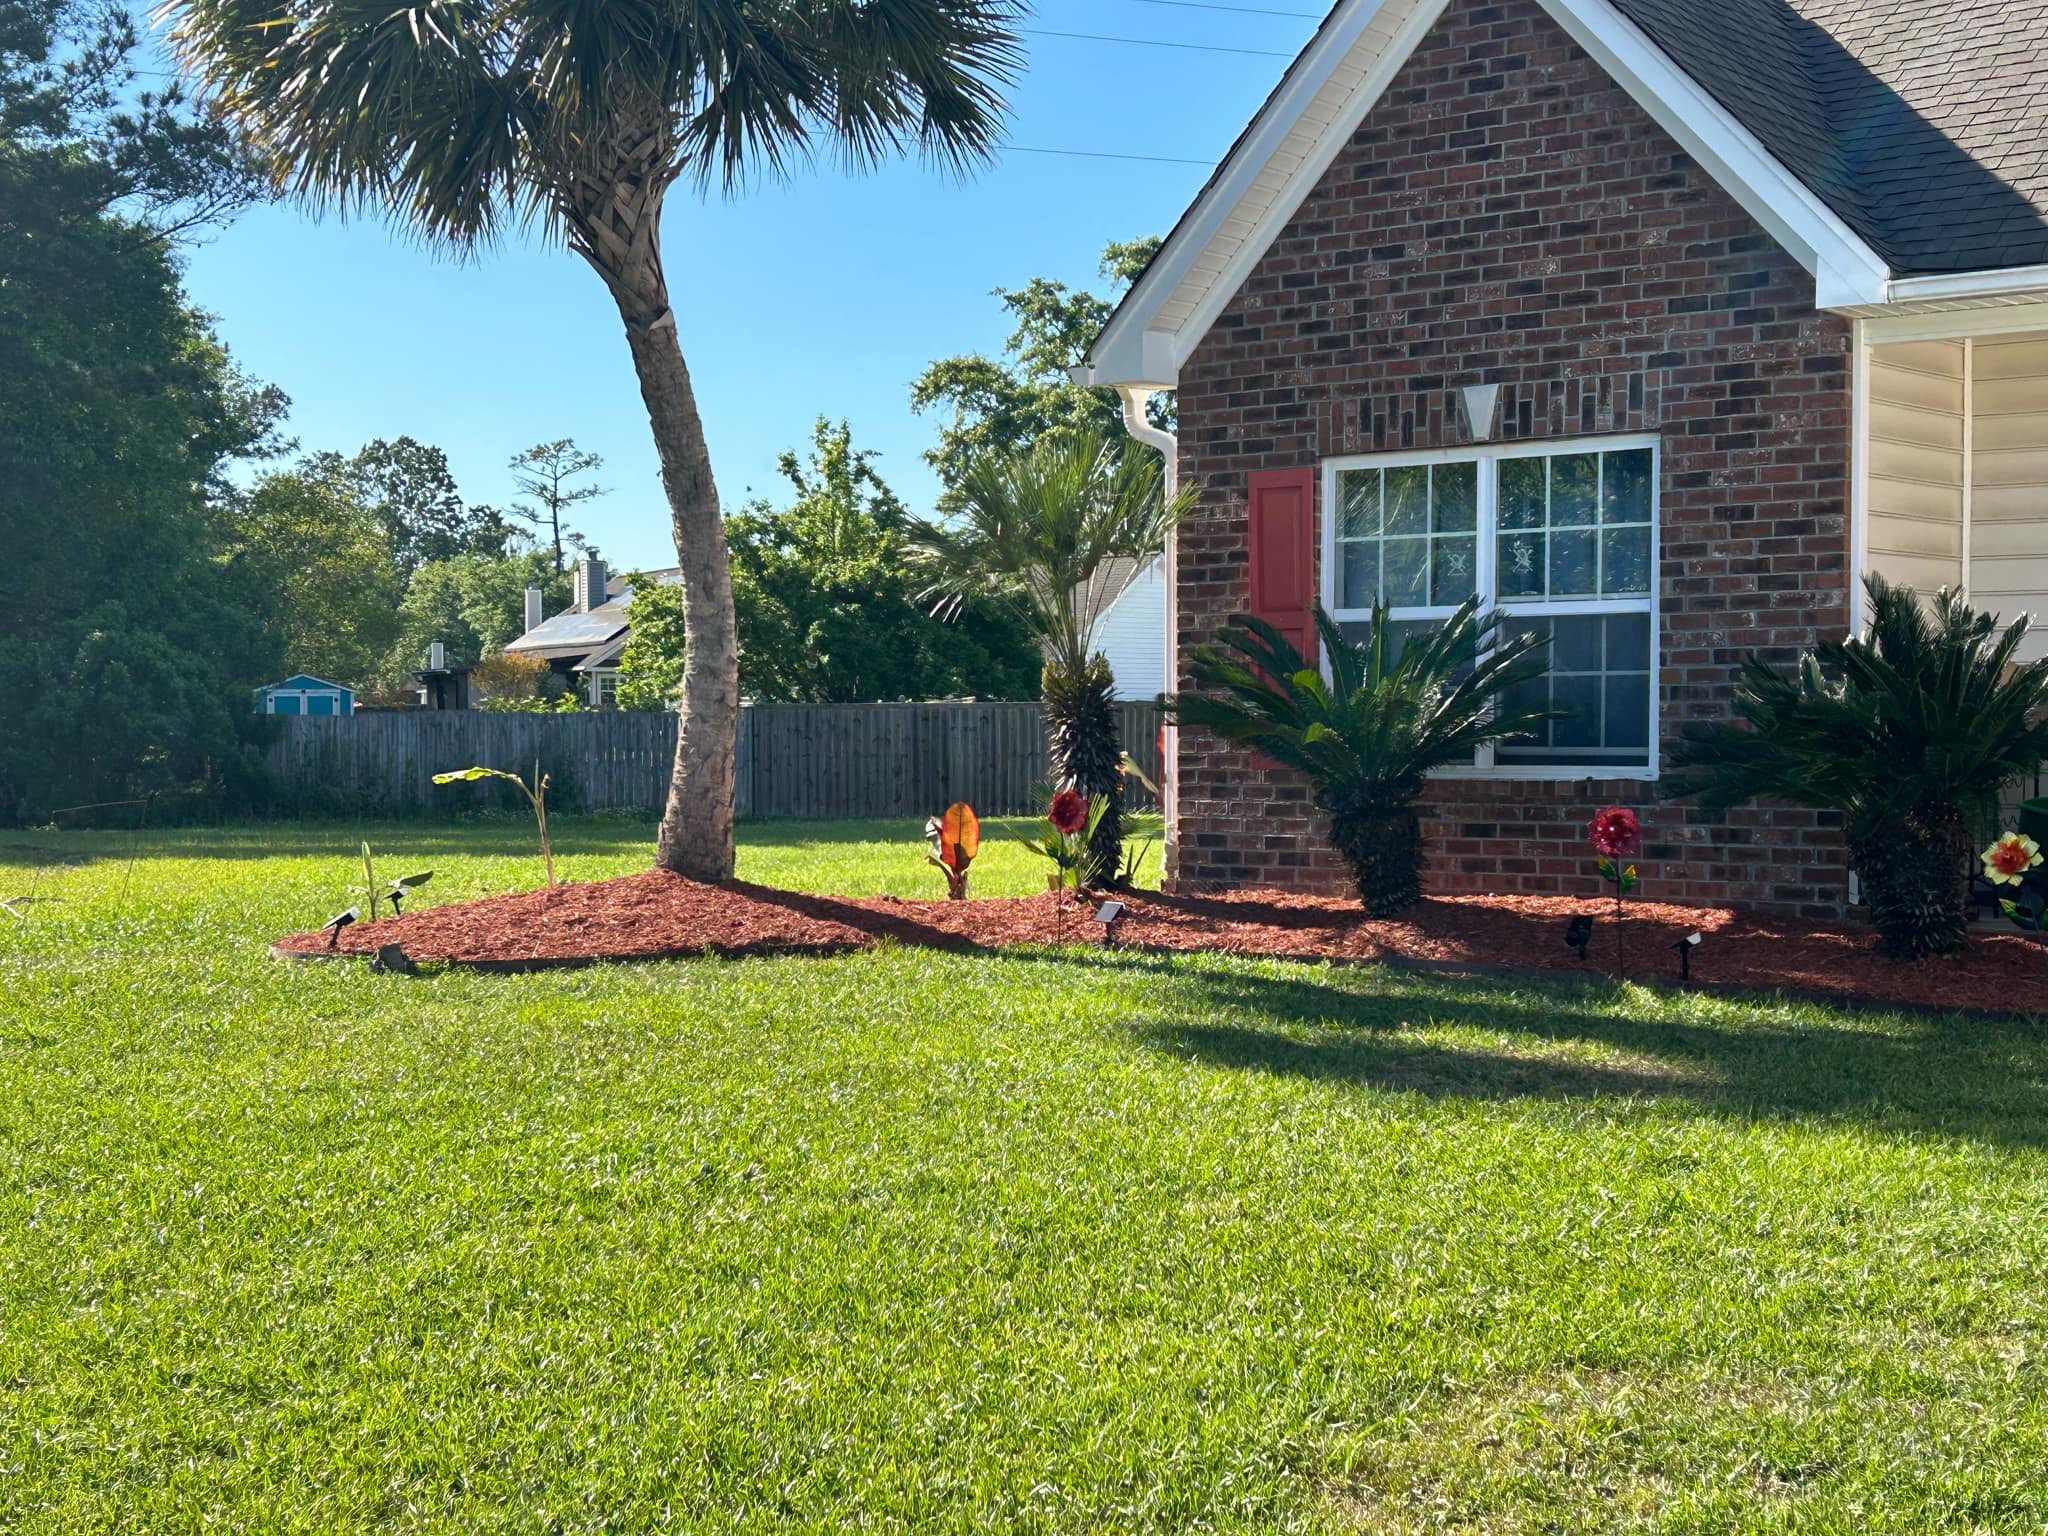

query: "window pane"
xmin=1551 ymin=674 xmax=1601 ymax=748
xmin=1606 ymin=612 xmax=1651 ymax=668
xmin=1432 ymin=461 xmax=1477 ymax=533
xmin=1601 ymin=525 xmax=1652 ymax=595
xmin=1549 ymin=528 xmax=1596 ymax=595
xmin=1432 ymin=536 xmax=1476 ymax=604
xmin=1338 ymin=469 xmax=1379 ymax=538
xmin=1551 ymin=614 xmax=1602 ymax=672
xmin=1500 ymin=457 xmax=1545 ymax=530
xmin=1384 ymin=466 xmax=1429 ymax=536
xmin=1602 ymin=448 xmax=1652 ymax=525
xmin=1550 ymin=454 xmax=1598 ymax=526
xmin=1383 ymin=537 xmax=1428 ymax=604
xmin=1605 ymin=674 xmax=1650 ymax=749
xmin=1498 ymin=531 xmax=1545 ymax=597
xmin=1340 ymin=540 xmax=1377 ymax=609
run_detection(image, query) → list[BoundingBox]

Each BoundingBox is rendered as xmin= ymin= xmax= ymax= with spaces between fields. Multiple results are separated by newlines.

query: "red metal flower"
xmin=1588 ymin=805 xmax=1641 ymax=858
xmin=1049 ymin=788 xmax=1089 ymax=836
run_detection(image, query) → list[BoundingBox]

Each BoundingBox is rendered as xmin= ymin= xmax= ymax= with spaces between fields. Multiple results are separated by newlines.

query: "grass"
xmin=2 ymin=816 xmax=2046 ymax=1532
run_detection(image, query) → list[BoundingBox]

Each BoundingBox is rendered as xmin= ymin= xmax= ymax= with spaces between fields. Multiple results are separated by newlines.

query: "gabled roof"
xmin=256 ymin=674 xmax=353 ymax=695
xmin=1611 ymin=0 xmax=2048 ymax=276
xmin=503 ymin=567 xmax=679 ymax=664
xmin=1081 ymin=0 xmax=2048 ymax=390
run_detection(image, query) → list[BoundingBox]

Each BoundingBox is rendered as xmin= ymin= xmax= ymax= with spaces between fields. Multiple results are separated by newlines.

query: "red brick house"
xmin=1073 ymin=0 xmax=2048 ymax=916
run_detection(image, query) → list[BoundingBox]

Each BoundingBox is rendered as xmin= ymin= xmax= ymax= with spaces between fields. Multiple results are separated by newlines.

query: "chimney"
xmin=523 ymin=586 xmax=544 ymax=634
xmin=428 ymin=640 xmax=446 ymax=671
xmin=574 ymin=551 xmax=606 ymax=613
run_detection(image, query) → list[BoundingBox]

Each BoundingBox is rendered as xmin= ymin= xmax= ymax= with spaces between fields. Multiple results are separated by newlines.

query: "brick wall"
xmin=1170 ymin=0 xmax=1854 ymax=918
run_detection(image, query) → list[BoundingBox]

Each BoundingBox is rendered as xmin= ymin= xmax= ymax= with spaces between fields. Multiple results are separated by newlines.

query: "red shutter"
xmin=1245 ymin=467 xmax=1316 ymax=661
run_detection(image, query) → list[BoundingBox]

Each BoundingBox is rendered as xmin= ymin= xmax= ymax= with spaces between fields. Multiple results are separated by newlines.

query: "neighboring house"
xmin=1085 ymin=556 xmax=1167 ymax=700
xmin=254 ymin=674 xmax=354 ymax=716
xmin=1073 ymin=0 xmax=2048 ymax=915
xmin=503 ymin=553 xmax=681 ymax=707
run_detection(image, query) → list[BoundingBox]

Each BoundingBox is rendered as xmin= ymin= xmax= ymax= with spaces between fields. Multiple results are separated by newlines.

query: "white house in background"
xmin=503 ymin=552 xmax=681 ymax=707
xmin=1087 ymin=555 xmax=1167 ymax=701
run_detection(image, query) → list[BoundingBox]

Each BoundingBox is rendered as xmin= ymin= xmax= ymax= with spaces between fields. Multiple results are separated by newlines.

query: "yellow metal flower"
xmin=1981 ymin=831 xmax=2043 ymax=886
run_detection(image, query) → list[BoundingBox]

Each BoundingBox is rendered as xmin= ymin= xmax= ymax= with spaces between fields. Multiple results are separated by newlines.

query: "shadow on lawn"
xmin=1027 ymin=949 xmax=2048 ymax=1151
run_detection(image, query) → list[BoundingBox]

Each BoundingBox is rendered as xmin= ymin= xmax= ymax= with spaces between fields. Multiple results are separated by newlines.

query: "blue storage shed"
xmin=253 ymin=674 xmax=355 ymax=716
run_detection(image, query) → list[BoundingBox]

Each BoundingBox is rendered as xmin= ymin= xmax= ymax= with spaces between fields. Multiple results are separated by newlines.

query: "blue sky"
xmin=153 ymin=2 xmax=1323 ymax=573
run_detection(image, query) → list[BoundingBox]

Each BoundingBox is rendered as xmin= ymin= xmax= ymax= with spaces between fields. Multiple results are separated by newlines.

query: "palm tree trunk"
xmin=1045 ymin=654 xmax=1124 ymax=884
xmin=620 ymin=311 xmax=739 ymax=881
xmin=576 ymin=158 xmax=738 ymax=882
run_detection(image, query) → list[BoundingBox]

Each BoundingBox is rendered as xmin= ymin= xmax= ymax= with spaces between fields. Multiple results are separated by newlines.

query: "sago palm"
xmin=1168 ymin=600 xmax=1556 ymax=915
xmin=1670 ymin=575 xmax=2048 ymax=958
xmin=910 ymin=427 xmax=1194 ymax=883
xmin=160 ymin=0 xmax=1021 ymax=880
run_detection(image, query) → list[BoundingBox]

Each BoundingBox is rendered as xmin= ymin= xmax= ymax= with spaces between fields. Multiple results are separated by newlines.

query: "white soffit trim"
xmin=1081 ymin=0 xmax=1896 ymax=390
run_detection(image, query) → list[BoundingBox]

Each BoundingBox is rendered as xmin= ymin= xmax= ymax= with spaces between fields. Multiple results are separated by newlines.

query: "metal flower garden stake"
xmin=1589 ymin=806 xmax=1642 ymax=977
xmin=924 ymin=803 xmax=980 ymax=900
xmin=1984 ymin=831 xmax=2047 ymax=960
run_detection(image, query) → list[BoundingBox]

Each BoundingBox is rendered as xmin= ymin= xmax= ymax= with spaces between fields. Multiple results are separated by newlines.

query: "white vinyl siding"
xmin=1867 ymin=339 xmax=1966 ymax=596
xmin=1864 ymin=333 xmax=2048 ymax=663
xmin=1089 ymin=557 xmax=1167 ymax=701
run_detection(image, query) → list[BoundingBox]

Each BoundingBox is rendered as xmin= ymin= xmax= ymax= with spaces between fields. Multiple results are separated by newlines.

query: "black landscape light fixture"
xmin=1674 ymin=930 xmax=1703 ymax=982
xmin=321 ymin=907 xmax=359 ymax=949
xmin=386 ymin=871 xmax=433 ymax=914
xmin=1564 ymin=912 xmax=1595 ymax=961
xmin=1093 ymin=899 xmax=1128 ymax=946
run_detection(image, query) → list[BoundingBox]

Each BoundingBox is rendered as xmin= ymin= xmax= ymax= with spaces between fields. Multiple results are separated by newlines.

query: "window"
xmin=1323 ymin=437 xmax=1657 ymax=776
xmin=590 ymin=670 xmax=621 ymax=710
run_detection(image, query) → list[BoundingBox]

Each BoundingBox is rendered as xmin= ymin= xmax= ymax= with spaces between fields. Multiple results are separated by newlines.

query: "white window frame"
xmin=1319 ymin=432 xmax=1660 ymax=781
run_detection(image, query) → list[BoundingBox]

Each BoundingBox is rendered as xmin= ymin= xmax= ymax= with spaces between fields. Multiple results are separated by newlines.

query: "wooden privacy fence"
xmin=267 ymin=702 xmax=1165 ymax=819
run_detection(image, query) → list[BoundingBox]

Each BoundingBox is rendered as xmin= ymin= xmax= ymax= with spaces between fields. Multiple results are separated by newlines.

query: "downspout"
xmin=1115 ymin=385 xmax=1180 ymax=862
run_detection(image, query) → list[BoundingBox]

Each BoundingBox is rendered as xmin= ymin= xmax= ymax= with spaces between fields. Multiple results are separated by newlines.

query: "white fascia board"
xmin=1083 ymin=0 xmax=1430 ymax=390
xmin=1545 ymin=0 xmax=1889 ymax=308
xmin=1086 ymin=0 xmax=1898 ymax=391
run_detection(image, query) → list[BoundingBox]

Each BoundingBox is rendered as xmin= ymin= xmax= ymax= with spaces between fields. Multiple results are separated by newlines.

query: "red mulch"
xmin=271 ymin=870 xmax=2048 ymax=1016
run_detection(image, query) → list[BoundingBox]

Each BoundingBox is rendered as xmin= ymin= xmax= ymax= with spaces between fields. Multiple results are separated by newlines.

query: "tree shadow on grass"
xmin=1011 ymin=948 xmax=2048 ymax=1151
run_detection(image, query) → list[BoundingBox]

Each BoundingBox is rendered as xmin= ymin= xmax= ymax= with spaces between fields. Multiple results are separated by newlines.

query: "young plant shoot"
xmin=433 ymin=763 xmax=556 ymax=887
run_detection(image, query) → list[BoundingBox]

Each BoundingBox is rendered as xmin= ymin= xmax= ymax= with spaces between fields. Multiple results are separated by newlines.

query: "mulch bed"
xmin=271 ymin=870 xmax=2048 ymax=1017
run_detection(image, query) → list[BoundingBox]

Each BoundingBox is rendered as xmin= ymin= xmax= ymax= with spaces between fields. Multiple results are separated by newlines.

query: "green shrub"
xmin=1670 ymin=575 xmax=2048 ymax=958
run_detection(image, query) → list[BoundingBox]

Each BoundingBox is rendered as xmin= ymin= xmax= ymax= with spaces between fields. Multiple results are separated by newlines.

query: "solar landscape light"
xmin=1093 ymin=899 xmax=1128 ymax=946
xmin=1564 ymin=912 xmax=1595 ymax=961
xmin=386 ymin=870 xmax=433 ymax=913
xmin=321 ymin=907 xmax=359 ymax=949
xmin=1674 ymin=930 xmax=1703 ymax=982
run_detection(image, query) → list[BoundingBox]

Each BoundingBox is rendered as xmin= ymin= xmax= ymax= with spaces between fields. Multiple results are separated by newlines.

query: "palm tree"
xmin=161 ymin=0 xmax=1021 ymax=881
xmin=1670 ymin=575 xmax=2048 ymax=958
xmin=1167 ymin=601 xmax=1556 ymax=915
xmin=910 ymin=428 xmax=1194 ymax=883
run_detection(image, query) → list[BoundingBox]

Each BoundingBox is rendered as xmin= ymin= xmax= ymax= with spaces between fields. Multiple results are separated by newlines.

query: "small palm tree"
xmin=1670 ymin=575 xmax=2048 ymax=958
xmin=1168 ymin=600 xmax=1556 ymax=915
xmin=161 ymin=0 xmax=1022 ymax=882
xmin=911 ymin=428 xmax=1195 ymax=882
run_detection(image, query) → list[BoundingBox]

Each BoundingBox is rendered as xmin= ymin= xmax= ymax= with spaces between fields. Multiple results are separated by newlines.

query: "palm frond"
xmin=1168 ymin=596 xmax=1563 ymax=814
xmin=1669 ymin=573 xmax=2048 ymax=842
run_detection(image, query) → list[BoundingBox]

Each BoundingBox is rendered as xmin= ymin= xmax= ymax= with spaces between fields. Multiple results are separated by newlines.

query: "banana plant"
xmin=433 ymin=762 xmax=555 ymax=887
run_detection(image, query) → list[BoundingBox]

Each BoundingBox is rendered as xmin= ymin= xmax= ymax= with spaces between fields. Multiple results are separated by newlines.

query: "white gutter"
xmin=1074 ymin=367 xmax=1183 ymax=861
xmin=1886 ymin=264 xmax=2048 ymax=306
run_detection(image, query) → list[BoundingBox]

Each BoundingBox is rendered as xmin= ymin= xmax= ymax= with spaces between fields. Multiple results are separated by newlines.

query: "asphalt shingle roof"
xmin=1610 ymin=0 xmax=2048 ymax=275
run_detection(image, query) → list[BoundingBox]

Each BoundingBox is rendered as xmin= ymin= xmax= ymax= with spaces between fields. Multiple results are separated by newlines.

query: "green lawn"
xmin=2 ymin=817 xmax=2046 ymax=1532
